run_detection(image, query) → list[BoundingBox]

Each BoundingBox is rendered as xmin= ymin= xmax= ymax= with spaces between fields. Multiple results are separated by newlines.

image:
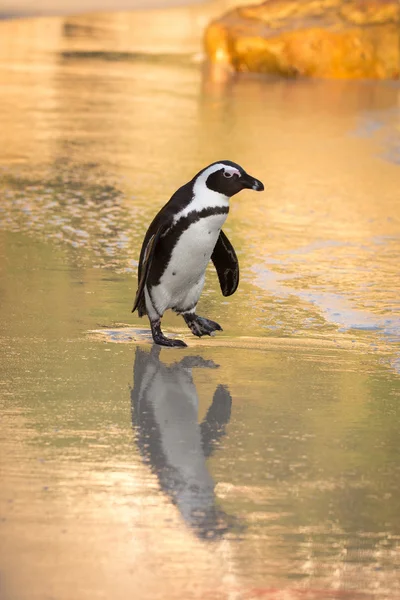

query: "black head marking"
xmin=200 ymin=160 xmax=264 ymax=197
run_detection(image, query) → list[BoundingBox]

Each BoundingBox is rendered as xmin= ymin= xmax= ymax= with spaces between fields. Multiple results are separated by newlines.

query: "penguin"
xmin=132 ymin=160 xmax=264 ymax=347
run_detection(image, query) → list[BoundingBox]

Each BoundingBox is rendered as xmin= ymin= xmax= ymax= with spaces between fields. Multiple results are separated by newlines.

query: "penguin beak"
xmin=242 ymin=174 xmax=264 ymax=192
xmin=251 ymin=178 xmax=264 ymax=192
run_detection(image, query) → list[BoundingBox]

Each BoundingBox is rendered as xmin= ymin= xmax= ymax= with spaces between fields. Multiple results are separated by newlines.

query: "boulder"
xmin=204 ymin=0 xmax=400 ymax=79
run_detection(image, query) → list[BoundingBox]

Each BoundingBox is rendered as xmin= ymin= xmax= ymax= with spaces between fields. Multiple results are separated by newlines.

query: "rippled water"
xmin=0 ymin=12 xmax=400 ymax=600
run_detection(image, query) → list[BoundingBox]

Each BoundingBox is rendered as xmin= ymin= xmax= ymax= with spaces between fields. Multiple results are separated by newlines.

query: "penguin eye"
xmin=223 ymin=171 xmax=234 ymax=179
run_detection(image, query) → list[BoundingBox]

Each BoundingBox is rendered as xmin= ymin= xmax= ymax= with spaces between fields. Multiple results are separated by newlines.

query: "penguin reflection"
xmin=131 ymin=345 xmax=232 ymax=539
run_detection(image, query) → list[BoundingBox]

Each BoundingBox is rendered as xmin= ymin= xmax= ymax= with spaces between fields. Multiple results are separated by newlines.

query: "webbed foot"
xmin=183 ymin=313 xmax=223 ymax=337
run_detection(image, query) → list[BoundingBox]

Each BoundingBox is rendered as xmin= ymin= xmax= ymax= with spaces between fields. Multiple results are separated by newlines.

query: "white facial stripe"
xmin=174 ymin=163 xmax=230 ymax=223
xmin=197 ymin=162 xmax=242 ymax=184
xmin=223 ymin=166 xmax=240 ymax=177
xmin=193 ymin=162 xmax=228 ymax=189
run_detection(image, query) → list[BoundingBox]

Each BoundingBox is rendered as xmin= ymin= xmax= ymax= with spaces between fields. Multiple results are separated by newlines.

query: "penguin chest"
xmin=163 ymin=213 xmax=226 ymax=290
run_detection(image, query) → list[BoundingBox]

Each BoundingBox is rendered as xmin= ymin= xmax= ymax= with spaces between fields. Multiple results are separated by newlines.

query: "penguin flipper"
xmin=211 ymin=230 xmax=239 ymax=297
xmin=132 ymin=225 xmax=168 ymax=314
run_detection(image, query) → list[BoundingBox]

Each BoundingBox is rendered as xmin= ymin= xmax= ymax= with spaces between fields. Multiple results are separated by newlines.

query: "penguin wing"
xmin=211 ymin=230 xmax=239 ymax=297
xmin=132 ymin=223 xmax=169 ymax=314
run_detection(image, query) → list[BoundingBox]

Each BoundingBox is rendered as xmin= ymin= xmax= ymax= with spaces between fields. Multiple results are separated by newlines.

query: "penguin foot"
xmin=183 ymin=313 xmax=223 ymax=337
xmin=153 ymin=336 xmax=187 ymax=348
xmin=150 ymin=319 xmax=187 ymax=348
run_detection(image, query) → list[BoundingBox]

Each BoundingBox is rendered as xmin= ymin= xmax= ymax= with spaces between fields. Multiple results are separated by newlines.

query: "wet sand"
xmin=0 ymin=11 xmax=400 ymax=600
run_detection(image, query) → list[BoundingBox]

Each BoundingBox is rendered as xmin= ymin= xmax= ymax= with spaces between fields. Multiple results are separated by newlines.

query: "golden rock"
xmin=204 ymin=0 xmax=400 ymax=79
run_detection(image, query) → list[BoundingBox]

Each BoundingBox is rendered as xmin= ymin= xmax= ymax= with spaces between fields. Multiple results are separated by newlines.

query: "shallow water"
xmin=0 ymin=12 xmax=400 ymax=600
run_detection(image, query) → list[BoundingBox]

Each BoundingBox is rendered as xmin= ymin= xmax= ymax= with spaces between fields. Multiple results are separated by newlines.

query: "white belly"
xmin=163 ymin=213 xmax=226 ymax=290
xmin=148 ymin=213 xmax=227 ymax=316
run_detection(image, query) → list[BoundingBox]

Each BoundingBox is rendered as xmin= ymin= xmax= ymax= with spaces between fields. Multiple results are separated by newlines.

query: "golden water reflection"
xmin=0 ymin=12 xmax=400 ymax=600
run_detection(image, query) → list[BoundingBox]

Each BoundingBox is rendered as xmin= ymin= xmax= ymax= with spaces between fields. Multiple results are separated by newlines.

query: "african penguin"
xmin=132 ymin=160 xmax=264 ymax=347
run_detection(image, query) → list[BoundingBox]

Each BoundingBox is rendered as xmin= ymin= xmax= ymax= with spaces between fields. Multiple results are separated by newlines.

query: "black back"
xmin=133 ymin=180 xmax=194 ymax=316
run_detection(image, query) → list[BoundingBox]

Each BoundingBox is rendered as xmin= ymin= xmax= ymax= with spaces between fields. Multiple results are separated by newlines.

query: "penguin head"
xmin=198 ymin=160 xmax=264 ymax=197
